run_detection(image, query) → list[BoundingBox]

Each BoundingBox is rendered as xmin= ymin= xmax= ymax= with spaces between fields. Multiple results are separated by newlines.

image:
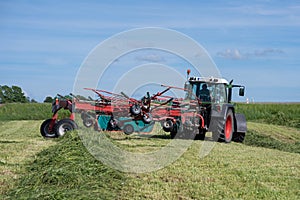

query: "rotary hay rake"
xmin=40 ymin=70 xmax=246 ymax=142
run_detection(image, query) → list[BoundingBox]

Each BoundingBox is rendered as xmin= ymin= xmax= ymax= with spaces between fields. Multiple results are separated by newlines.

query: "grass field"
xmin=0 ymin=103 xmax=70 ymax=121
xmin=0 ymin=121 xmax=56 ymax=195
xmin=0 ymin=103 xmax=299 ymax=199
xmin=235 ymin=103 xmax=300 ymax=129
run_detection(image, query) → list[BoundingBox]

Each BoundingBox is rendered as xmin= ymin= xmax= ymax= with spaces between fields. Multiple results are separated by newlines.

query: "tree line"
xmin=0 ymin=85 xmax=37 ymax=103
xmin=0 ymin=85 xmax=90 ymax=104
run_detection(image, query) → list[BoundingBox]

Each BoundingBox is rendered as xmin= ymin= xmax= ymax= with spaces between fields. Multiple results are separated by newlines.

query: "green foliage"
xmin=0 ymin=85 xmax=28 ymax=103
xmin=235 ymin=103 xmax=300 ymax=129
xmin=0 ymin=103 xmax=70 ymax=121
xmin=30 ymin=98 xmax=38 ymax=103
xmin=43 ymin=96 xmax=54 ymax=103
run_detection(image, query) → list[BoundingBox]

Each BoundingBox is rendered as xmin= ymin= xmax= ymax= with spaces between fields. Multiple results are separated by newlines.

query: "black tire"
xmin=107 ymin=118 xmax=119 ymax=131
xmin=162 ymin=120 xmax=173 ymax=132
xmin=170 ymin=131 xmax=176 ymax=139
xmin=54 ymin=119 xmax=78 ymax=137
xmin=212 ymin=109 xmax=234 ymax=143
xmin=81 ymin=112 xmax=95 ymax=120
xmin=233 ymin=132 xmax=245 ymax=143
xmin=81 ymin=112 xmax=88 ymax=120
xmin=130 ymin=104 xmax=141 ymax=115
xmin=170 ymin=122 xmax=179 ymax=139
xmin=40 ymin=119 xmax=57 ymax=138
xmin=123 ymin=124 xmax=134 ymax=135
xmin=142 ymin=113 xmax=152 ymax=124
xmin=83 ymin=118 xmax=94 ymax=128
xmin=196 ymin=132 xmax=206 ymax=140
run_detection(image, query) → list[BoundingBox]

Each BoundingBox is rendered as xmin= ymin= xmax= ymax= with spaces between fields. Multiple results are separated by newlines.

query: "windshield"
xmin=188 ymin=82 xmax=227 ymax=103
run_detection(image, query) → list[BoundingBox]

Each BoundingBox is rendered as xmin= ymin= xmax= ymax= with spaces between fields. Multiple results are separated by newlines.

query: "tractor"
xmin=161 ymin=70 xmax=247 ymax=142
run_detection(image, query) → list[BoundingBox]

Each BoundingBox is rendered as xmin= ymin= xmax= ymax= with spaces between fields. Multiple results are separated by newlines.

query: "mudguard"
xmin=234 ymin=113 xmax=247 ymax=133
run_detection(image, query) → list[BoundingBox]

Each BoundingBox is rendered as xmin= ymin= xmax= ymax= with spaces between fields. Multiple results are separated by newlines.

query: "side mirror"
xmin=239 ymin=87 xmax=245 ymax=96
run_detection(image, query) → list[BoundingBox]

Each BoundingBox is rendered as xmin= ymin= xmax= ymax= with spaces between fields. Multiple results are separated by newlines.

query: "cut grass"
xmin=5 ymin=133 xmax=125 ymax=199
xmin=2 ymin=121 xmax=299 ymax=199
xmin=1 ymin=101 xmax=299 ymax=199
xmin=245 ymin=122 xmax=300 ymax=154
xmin=120 ymin=142 xmax=300 ymax=199
xmin=247 ymin=122 xmax=300 ymax=142
xmin=0 ymin=121 xmax=125 ymax=199
xmin=0 ymin=121 xmax=56 ymax=195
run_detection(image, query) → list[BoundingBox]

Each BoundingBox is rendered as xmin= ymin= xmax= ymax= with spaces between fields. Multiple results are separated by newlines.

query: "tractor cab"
xmin=185 ymin=76 xmax=245 ymax=105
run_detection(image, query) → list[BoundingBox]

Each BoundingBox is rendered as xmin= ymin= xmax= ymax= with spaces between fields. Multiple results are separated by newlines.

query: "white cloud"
xmin=217 ymin=48 xmax=285 ymax=60
xmin=217 ymin=49 xmax=244 ymax=60
xmin=135 ymin=54 xmax=165 ymax=62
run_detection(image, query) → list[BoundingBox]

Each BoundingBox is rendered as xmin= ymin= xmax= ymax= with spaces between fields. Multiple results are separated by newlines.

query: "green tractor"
xmin=164 ymin=72 xmax=247 ymax=143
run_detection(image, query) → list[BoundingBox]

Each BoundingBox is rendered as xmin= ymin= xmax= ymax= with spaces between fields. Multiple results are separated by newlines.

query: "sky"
xmin=0 ymin=0 xmax=299 ymax=102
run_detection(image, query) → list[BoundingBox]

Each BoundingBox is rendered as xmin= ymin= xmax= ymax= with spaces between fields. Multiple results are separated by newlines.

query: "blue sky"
xmin=0 ymin=0 xmax=299 ymax=102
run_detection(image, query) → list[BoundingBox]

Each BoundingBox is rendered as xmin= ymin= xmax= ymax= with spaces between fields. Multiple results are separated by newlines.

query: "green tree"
xmin=43 ymin=96 xmax=54 ymax=103
xmin=1 ymin=85 xmax=13 ymax=103
xmin=0 ymin=86 xmax=3 ymax=103
xmin=31 ymin=98 xmax=38 ymax=103
xmin=0 ymin=85 xmax=29 ymax=103
xmin=12 ymin=85 xmax=28 ymax=103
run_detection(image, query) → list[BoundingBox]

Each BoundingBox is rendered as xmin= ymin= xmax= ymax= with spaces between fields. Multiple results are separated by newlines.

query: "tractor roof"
xmin=188 ymin=77 xmax=229 ymax=84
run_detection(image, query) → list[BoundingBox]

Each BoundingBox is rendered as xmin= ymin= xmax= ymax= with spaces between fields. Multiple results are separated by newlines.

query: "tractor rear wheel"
xmin=212 ymin=109 xmax=234 ymax=143
xmin=233 ymin=132 xmax=245 ymax=143
xmin=40 ymin=119 xmax=57 ymax=138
